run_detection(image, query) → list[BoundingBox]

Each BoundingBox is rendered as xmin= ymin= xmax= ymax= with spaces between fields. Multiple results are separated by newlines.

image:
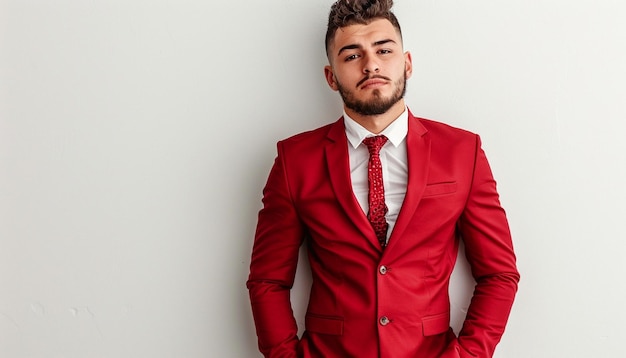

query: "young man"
xmin=247 ymin=1 xmax=519 ymax=357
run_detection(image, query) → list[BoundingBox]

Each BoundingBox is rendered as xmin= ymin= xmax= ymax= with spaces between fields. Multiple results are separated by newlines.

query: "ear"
xmin=404 ymin=51 xmax=413 ymax=79
xmin=324 ymin=65 xmax=339 ymax=91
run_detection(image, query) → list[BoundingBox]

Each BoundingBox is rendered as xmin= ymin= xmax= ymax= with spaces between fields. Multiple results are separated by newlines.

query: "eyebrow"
xmin=337 ymin=39 xmax=397 ymax=56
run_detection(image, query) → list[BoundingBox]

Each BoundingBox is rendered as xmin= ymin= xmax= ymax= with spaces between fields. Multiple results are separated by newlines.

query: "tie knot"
xmin=362 ymin=135 xmax=388 ymax=156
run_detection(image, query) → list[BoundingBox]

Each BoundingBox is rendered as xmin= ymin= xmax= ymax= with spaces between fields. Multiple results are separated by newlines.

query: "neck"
xmin=344 ymin=100 xmax=406 ymax=134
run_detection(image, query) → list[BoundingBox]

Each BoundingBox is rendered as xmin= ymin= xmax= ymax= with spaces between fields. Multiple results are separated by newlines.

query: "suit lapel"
xmin=325 ymin=118 xmax=382 ymax=251
xmin=385 ymin=113 xmax=431 ymax=253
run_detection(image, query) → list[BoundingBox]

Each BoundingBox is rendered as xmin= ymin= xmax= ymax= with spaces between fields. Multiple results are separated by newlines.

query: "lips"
xmin=360 ymin=79 xmax=388 ymax=89
xmin=357 ymin=75 xmax=391 ymax=89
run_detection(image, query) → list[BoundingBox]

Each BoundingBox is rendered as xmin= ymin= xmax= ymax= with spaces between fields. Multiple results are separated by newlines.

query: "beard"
xmin=336 ymin=72 xmax=407 ymax=116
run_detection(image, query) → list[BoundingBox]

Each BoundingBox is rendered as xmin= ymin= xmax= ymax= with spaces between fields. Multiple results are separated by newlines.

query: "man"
xmin=247 ymin=0 xmax=519 ymax=357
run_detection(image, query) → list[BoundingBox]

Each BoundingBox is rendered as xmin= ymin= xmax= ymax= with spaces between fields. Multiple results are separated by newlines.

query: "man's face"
xmin=324 ymin=18 xmax=412 ymax=116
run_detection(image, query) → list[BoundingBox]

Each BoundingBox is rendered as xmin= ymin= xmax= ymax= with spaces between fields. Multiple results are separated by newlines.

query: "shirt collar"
xmin=344 ymin=107 xmax=409 ymax=149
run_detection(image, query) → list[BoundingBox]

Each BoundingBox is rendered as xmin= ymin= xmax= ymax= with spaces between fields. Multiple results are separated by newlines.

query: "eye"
xmin=378 ymin=49 xmax=392 ymax=55
xmin=344 ymin=54 xmax=360 ymax=62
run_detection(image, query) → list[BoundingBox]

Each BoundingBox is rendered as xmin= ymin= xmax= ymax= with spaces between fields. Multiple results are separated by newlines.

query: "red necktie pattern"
xmin=362 ymin=135 xmax=389 ymax=248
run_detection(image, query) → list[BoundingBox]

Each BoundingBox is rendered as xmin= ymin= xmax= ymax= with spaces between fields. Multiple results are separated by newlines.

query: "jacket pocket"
xmin=422 ymin=182 xmax=457 ymax=197
xmin=422 ymin=311 xmax=451 ymax=336
xmin=305 ymin=313 xmax=344 ymax=335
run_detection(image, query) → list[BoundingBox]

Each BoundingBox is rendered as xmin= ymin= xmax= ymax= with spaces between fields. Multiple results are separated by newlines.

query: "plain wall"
xmin=1 ymin=0 xmax=625 ymax=357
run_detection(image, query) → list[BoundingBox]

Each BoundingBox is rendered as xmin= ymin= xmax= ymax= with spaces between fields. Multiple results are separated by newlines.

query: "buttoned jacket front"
xmin=247 ymin=111 xmax=519 ymax=358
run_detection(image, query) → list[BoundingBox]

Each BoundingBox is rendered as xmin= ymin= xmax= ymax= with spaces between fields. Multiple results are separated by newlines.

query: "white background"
xmin=1 ymin=0 xmax=625 ymax=357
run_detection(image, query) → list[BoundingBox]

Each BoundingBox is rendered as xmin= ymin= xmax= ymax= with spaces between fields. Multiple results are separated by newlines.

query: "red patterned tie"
xmin=363 ymin=135 xmax=389 ymax=248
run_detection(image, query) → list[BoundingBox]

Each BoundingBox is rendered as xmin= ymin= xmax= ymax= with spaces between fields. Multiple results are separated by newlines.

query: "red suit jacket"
xmin=247 ymin=112 xmax=519 ymax=358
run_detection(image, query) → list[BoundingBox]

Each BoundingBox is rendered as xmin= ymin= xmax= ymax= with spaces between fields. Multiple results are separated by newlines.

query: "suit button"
xmin=379 ymin=265 xmax=388 ymax=275
xmin=379 ymin=316 xmax=390 ymax=326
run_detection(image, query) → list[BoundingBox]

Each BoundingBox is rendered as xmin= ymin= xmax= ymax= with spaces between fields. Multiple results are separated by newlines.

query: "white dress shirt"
xmin=343 ymin=108 xmax=409 ymax=243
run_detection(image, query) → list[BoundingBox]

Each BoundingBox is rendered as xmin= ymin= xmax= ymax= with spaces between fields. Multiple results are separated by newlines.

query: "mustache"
xmin=356 ymin=74 xmax=391 ymax=88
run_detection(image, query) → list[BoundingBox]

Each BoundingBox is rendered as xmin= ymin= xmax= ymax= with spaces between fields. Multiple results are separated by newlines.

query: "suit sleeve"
xmin=452 ymin=135 xmax=520 ymax=357
xmin=247 ymin=141 xmax=304 ymax=358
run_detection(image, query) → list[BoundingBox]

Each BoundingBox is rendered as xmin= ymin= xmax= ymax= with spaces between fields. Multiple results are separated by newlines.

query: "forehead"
xmin=331 ymin=18 xmax=401 ymax=52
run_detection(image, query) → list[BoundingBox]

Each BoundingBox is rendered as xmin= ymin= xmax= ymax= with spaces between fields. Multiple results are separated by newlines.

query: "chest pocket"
xmin=422 ymin=182 xmax=457 ymax=197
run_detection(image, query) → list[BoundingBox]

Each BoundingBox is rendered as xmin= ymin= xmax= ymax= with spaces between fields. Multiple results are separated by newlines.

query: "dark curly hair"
xmin=325 ymin=0 xmax=402 ymax=56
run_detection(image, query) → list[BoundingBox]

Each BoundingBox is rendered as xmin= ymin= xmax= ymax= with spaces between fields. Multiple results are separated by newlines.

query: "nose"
xmin=362 ymin=54 xmax=380 ymax=74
